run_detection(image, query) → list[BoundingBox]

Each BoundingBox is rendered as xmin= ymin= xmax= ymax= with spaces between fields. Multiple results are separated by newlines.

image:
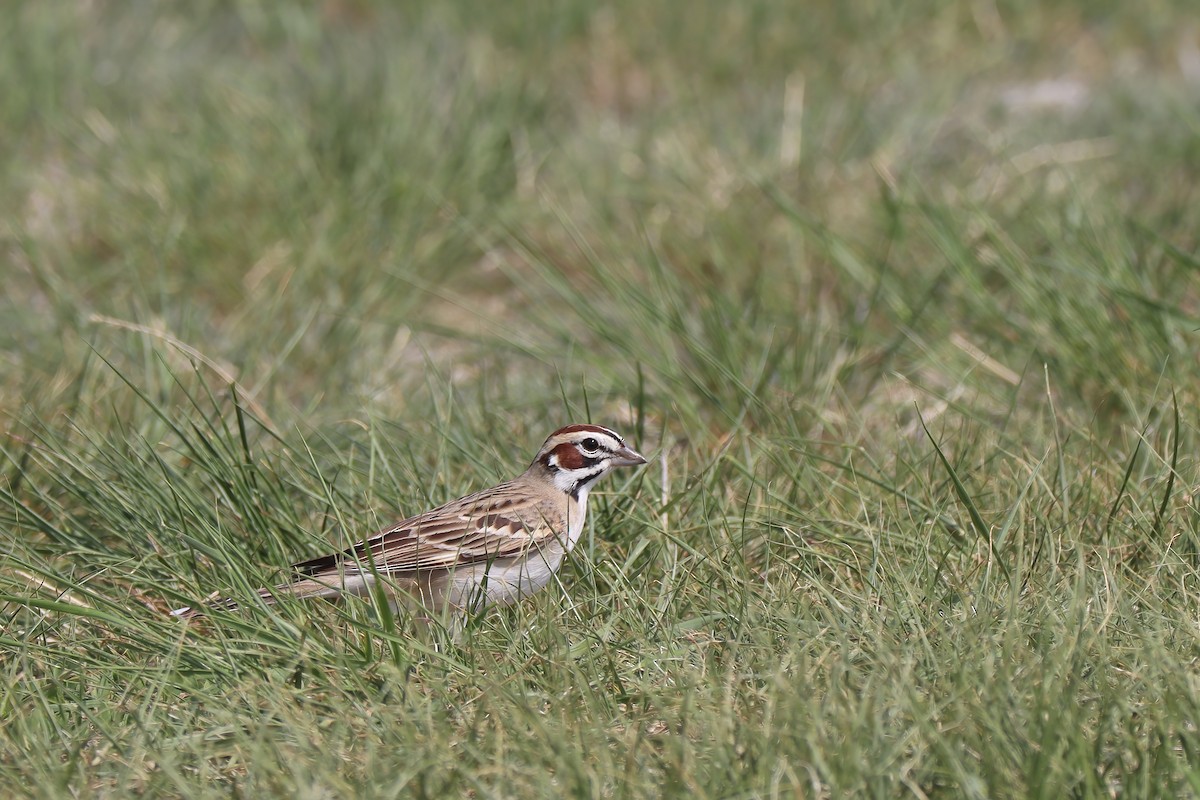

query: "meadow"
xmin=2 ymin=2 xmax=1199 ymax=797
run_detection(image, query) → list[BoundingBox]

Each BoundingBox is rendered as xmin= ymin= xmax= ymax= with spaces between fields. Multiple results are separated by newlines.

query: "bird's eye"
xmin=580 ymin=437 xmax=600 ymax=453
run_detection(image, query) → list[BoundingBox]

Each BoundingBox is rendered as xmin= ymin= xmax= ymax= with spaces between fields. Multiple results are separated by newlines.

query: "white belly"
xmin=445 ymin=488 xmax=588 ymax=611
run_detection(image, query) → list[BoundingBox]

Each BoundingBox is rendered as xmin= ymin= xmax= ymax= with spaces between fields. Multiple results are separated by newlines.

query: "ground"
xmin=1 ymin=2 xmax=1199 ymax=797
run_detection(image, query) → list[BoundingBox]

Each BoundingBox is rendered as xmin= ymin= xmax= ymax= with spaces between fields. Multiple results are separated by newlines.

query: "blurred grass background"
xmin=2 ymin=1 xmax=1199 ymax=797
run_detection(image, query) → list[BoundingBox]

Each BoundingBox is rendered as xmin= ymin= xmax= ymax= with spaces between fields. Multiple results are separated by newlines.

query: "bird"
xmin=173 ymin=424 xmax=647 ymax=624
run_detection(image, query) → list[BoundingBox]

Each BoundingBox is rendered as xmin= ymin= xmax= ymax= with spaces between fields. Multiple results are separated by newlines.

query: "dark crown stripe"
xmin=551 ymin=423 xmax=620 ymax=440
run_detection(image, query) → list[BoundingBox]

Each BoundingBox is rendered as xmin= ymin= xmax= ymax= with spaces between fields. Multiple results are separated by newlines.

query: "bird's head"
xmin=534 ymin=423 xmax=647 ymax=498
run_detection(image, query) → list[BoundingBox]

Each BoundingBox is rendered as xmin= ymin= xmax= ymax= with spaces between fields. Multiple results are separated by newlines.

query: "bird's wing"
xmin=291 ymin=484 xmax=568 ymax=578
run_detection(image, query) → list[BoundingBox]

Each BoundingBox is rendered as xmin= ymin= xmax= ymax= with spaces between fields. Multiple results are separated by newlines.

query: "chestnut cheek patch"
xmin=551 ymin=442 xmax=586 ymax=470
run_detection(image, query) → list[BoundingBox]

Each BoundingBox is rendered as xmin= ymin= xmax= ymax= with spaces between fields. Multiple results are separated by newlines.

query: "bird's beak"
xmin=612 ymin=445 xmax=648 ymax=467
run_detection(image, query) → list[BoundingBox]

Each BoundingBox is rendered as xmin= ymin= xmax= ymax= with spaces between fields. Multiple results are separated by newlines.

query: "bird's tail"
xmin=171 ymin=577 xmax=349 ymax=620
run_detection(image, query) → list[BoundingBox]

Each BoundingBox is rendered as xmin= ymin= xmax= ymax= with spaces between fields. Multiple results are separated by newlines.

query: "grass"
xmin=2 ymin=1 xmax=1200 ymax=796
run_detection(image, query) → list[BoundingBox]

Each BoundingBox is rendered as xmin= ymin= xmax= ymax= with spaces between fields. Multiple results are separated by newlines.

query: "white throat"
xmin=566 ymin=485 xmax=590 ymax=549
xmin=551 ymin=466 xmax=580 ymax=494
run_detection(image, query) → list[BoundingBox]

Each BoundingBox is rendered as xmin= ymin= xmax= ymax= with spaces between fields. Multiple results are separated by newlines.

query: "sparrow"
xmin=173 ymin=424 xmax=646 ymax=622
